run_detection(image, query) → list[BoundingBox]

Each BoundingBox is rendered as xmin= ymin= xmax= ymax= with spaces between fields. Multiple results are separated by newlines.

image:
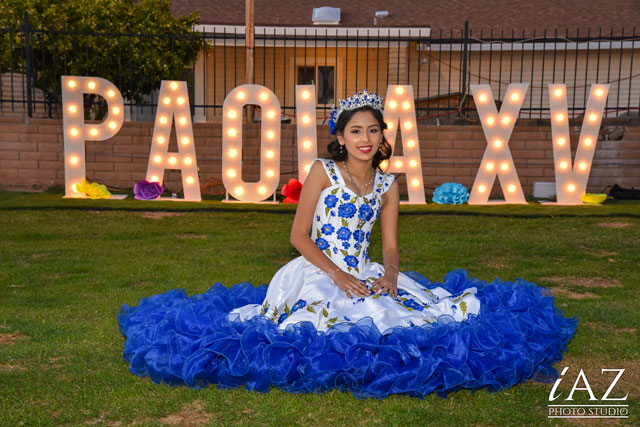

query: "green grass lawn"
xmin=1 ymin=189 xmax=638 ymax=426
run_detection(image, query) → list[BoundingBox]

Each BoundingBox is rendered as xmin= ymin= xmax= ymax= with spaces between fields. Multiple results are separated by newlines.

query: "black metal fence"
xmin=1 ymin=17 xmax=639 ymax=122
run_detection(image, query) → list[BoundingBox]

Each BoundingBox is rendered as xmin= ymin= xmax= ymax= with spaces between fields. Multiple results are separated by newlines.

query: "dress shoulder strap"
xmin=312 ymin=158 xmax=344 ymax=185
xmin=374 ymin=171 xmax=395 ymax=195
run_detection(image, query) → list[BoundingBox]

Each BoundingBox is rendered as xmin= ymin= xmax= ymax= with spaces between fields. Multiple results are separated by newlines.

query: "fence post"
xmin=461 ymin=21 xmax=469 ymax=114
xmin=23 ymin=11 xmax=33 ymax=118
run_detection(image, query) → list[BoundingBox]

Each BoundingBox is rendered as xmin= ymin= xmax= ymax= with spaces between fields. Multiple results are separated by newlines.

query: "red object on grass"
xmin=281 ymin=178 xmax=303 ymax=204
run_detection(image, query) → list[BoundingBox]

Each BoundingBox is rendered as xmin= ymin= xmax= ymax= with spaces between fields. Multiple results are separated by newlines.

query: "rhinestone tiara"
xmin=328 ymin=89 xmax=383 ymax=134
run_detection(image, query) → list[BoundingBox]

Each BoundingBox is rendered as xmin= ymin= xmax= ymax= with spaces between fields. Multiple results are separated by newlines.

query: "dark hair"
xmin=327 ymin=106 xmax=392 ymax=172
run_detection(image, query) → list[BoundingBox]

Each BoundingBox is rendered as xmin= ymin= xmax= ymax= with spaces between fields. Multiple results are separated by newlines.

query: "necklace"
xmin=343 ymin=161 xmax=374 ymax=197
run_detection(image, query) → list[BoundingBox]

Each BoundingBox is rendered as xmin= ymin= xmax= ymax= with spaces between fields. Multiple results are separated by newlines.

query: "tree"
xmin=0 ymin=0 xmax=203 ymax=108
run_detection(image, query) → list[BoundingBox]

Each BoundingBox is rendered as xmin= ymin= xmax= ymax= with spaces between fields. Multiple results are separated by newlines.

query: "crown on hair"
xmin=328 ymin=89 xmax=383 ymax=134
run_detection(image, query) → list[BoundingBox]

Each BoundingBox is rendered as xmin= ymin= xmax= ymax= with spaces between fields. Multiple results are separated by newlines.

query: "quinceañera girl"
xmin=118 ymin=90 xmax=577 ymax=398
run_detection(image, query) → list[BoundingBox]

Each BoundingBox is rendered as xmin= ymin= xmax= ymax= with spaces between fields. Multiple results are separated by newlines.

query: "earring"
xmin=339 ymin=144 xmax=344 ymax=154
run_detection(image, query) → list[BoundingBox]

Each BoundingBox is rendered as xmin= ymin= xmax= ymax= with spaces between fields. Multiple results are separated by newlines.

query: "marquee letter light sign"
xmin=295 ymin=85 xmax=318 ymax=183
xmin=222 ymin=85 xmax=281 ymax=202
xmin=145 ymin=80 xmax=201 ymax=202
xmin=382 ymin=85 xmax=426 ymax=204
xmin=469 ymin=83 xmax=529 ymax=205
xmin=548 ymin=84 xmax=609 ymax=205
xmin=61 ymin=76 xmax=124 ymax=197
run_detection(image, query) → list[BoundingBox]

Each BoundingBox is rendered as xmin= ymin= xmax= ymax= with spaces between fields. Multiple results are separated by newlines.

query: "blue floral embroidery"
xmin=333 ymin=247 xmax=338 ymax=254
xmin=358 ymin=204 xmax=374 ymax=221
xmin=355 ymin=243 xmax=361 ymax=250
xmin=344 ymin=255 xmax=358 ymax=267
xmin=332 ymin=176 xmax=339 ymax=182
xmin=338 ymin=203 xmax=356 ymax=218
xmin=315 ymin=238 xmax=329 ymax=250
xmin=397 ymin=288 xmax=409 ymax=296
xmin=291 ymin=299 xmax=307 ymax=313
xmin=342 ymin=241 xmax=350 ymax=249
xmin=403 ymin=299 xmax=424 ymax=311
xmin=369 ymin=198 xmax=376 ymax=205
xmin=327 ymin=301 xmax=330 ymax=308
xmin=337 ymin=227 xmax=351 ymax=241
xmin=365 ymin=231 xmax=370 ymax=241
xmin=324 ymin=195 xmax=338 ymax=208
xmin=331 ymin=211 xmax=336 ymax=217
xmin=341 ymin=193 xmax=351 ymax=201
xmin=278 ymin=312 xmax=289 ymax=323
xmin=353 ymin=230 xmax=365 ymax=243
xmin=321 ymin=224 xmax=335 ymax=235
xmin=316 ymin=215 xmax=321 ymax=221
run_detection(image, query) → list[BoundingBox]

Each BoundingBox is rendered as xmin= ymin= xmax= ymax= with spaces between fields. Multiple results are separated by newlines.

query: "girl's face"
xmin=337 ymin=110 xmax=382 ymax=162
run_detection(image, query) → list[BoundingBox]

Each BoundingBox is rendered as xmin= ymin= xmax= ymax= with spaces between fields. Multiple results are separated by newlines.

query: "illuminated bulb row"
xmin=485 ymin=115 xmax=512 ymax=126
xmin=148 ymin=174 xmax=195 ymax=185
xmin=477 ymin=91 xmax=521 ymax=103
xmin=162 ymin=96 xmax=187 ymax=106
xmin=158 ymin=116 xmax=189 ymax=126
xmin=484 ymin=162 xmax=510 ymax=172
xmin=476 ymin=183 xmax=518 ymax=193
xmin=558 ymin=161 xmax=588 ymax=171
xmin=555 ymin=137 xmax=593 ymax=147
xmin=153 ymin=155 xmax=193 ymax=165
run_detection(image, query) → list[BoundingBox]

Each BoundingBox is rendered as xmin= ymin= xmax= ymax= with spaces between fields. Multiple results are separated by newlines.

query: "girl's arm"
xmin=289 ymin=161 xmax=370 ymax=297
xmin=371 ymin=179 xmax=400 ymax=297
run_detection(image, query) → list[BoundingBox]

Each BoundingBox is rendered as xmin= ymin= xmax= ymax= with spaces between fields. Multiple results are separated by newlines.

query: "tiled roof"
xmin=172 ymin=0 xmax=639 ymax=36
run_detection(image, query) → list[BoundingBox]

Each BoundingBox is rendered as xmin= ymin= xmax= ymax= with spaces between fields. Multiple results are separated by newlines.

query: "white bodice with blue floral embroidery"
xmin=310 ymin=158 xmax=394 ymax=275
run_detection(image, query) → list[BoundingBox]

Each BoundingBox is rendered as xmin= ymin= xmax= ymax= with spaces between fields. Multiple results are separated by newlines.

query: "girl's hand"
xmin=331 ymin=271 xmax=370 ymax=298
xmin=371 ymin=272 xmax=398 ymax=298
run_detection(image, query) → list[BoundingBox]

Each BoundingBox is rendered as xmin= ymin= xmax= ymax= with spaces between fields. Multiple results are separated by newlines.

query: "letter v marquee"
xmin=469 ymin=84 xmax=529 ymax=204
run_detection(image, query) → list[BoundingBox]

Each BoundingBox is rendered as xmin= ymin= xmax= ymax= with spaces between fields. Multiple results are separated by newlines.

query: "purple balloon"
xmin=134 ymin=180 xmax=163 ymax=200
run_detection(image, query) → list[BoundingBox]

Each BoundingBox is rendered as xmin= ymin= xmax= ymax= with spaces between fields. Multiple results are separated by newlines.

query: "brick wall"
xmin=1 ymin=116 xmax=639 ymax=197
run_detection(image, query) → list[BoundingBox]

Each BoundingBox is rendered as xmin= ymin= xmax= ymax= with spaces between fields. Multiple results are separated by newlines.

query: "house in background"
xmin=172 ymin=0 xmax=640 ymax=123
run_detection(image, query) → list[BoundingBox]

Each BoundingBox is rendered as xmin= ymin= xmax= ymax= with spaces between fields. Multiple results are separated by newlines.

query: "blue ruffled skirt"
xmin=117 ymin=269 xmax=577 ymax=399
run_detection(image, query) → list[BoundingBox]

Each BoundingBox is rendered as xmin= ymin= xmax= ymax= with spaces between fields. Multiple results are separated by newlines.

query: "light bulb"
xmin=70 ymin=128 xmax=79 ymax=137
xmin=259 ymin=92 xmax=269 ymax=101
xmin=301 ymin=90 xmax=311 ymax=100
xmin=236 ymin=91 xmax=246 ymax=100
xmin=411 ymin=178 xmax=420 ymax=187
xmin=395 ymin=86 xmax=404 ymax=95
xmin=394 ymin=160 xmax=403 ymax=168
xmin=555 ymin=113 xmax=564 ymax=122
xmin=579 ymin=162 xmax=588 ymax=170
xmin=154 ymin=155 xmax=162 ymax=163
xmin=301 ymin=115 xmax=311 ymax=124
xmin=485 ymin=162 xmax=495 ymax=171
xmin=588 ymin=113 xmax=598 ymax=122
xmin=150 ymin=175 xmax=159 ymax=182
xmin=486 ymin=116 xmax=495 ymax=125
xmin=159 ymin=116 xmax=168 ymax=125
xmin=108 ymin=121 xmax=117 ymax=130
xmin=507 ymin=184 xmax=516 ymax=193
xmin=228 ymin=148 xmax=238 ymax=158
xmin=266 ymin=169 xmax=275 ymax=178
xmin=112 ymin=106 xmax=121 ymax=115
xmin=87 ymin=81 xmax=96 ymax=90
xmin=304 ymin=163 xmax=311 ymax=173
xmin=68 ymin=105 xmax=77 ymax=114
xmin=567 ymin=184 xmax=576 ymax=192
xmin=177 ymin=97 xmax=186 ymax=105
xmin=595 ymin=88 xmax=604 ymax=97
xmin=478 ymin=93 xmax=488 ymax=103
xmin=583 ymin=137 xmax=593 ymax=147
xmin=89 ymin=128 xmax=98 ymax=137
xmin=170 ymin=82 xmax=179 ymax=90
xmin=501 ymin=116 xmax=511 ymax=125
xmin=402 ymin=101 xmax=411 ymax=110
xmin=186 ymin=176 xmax=194 ymax=184
xmin=163 ymin=97 xmax=171 ymax=105
xmin=388 ymin=100 xmax=397 ymax=109
xmin=379 ymin=160 xmax=389 ymax=171
xmin=554 ymin=87 xmax=564 ymax=97
xmin=179 ymin=117 xmax=187 ymax=126
xmin=409 ymin=159 xmax=418 ymax=168
xmin=560 ymin=161 xmax=568 ymax=169
xmin=69 ymin=156 xmax=79 ymax=165
xmin=235 ymin=186 xmax=245 ymax=196
xmin=478 ymin=184 xmax=486 ymax=193
xmin=266 ymin=110 xmax=276 ymax=119
xmin=227 ymin=109 xmax=237 ymax=119
xmin=407 ymin=139 xmax=416 ymax=148
xmin=227 ymin=169 xmax=236 ymax=178
xmin=493 ymin=139 xmax=503 ymax=148
xmin=403 ymin=121 xmax=413 ymax=130
xmin=266 ymin=130 xmax=275 ymax=140
xmin=169 ymin=156 xmax=177 ymax=165
xmin=258 ymin=186 xmax=267 ymax=195
xmin=386 ymin=122 xmax=394 ymax=130
xmin=510 ymin=92 xmax=520 ymax=102
xmin=500 ymin=162 xmax=509 ymax=172
xmin=67 ymin=80 xmax=77 ymax=89
xmin=557 ymin=137 xmax=566 ymax=146
xmin=184 ymin=157 xmax=192 ymax=165
xmin=157 ymin=136 xmax=165 ymax=144
xmin=181 ymin=137 xmax=190 ymax=145
xmin=72 ymin=183 xmax=78 ymax=191
xmin=303 ymin=140 xmax=312 ymax=149
xmin=265 ymin=150 xmax=275 ymax=159
xmin=106 ymin=89 xmax=115 ymax=98
xmin=228 ymin=128 xmax=237 ymax=138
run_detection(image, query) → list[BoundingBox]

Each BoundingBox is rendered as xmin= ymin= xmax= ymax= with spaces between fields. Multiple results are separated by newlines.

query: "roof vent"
xmin=312 ymin=7 xmax=341 ymax=25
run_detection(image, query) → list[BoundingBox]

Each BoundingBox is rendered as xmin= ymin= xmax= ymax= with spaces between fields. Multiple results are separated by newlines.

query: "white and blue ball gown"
xmin=118 ymin=158 xmax=577 ymax=398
